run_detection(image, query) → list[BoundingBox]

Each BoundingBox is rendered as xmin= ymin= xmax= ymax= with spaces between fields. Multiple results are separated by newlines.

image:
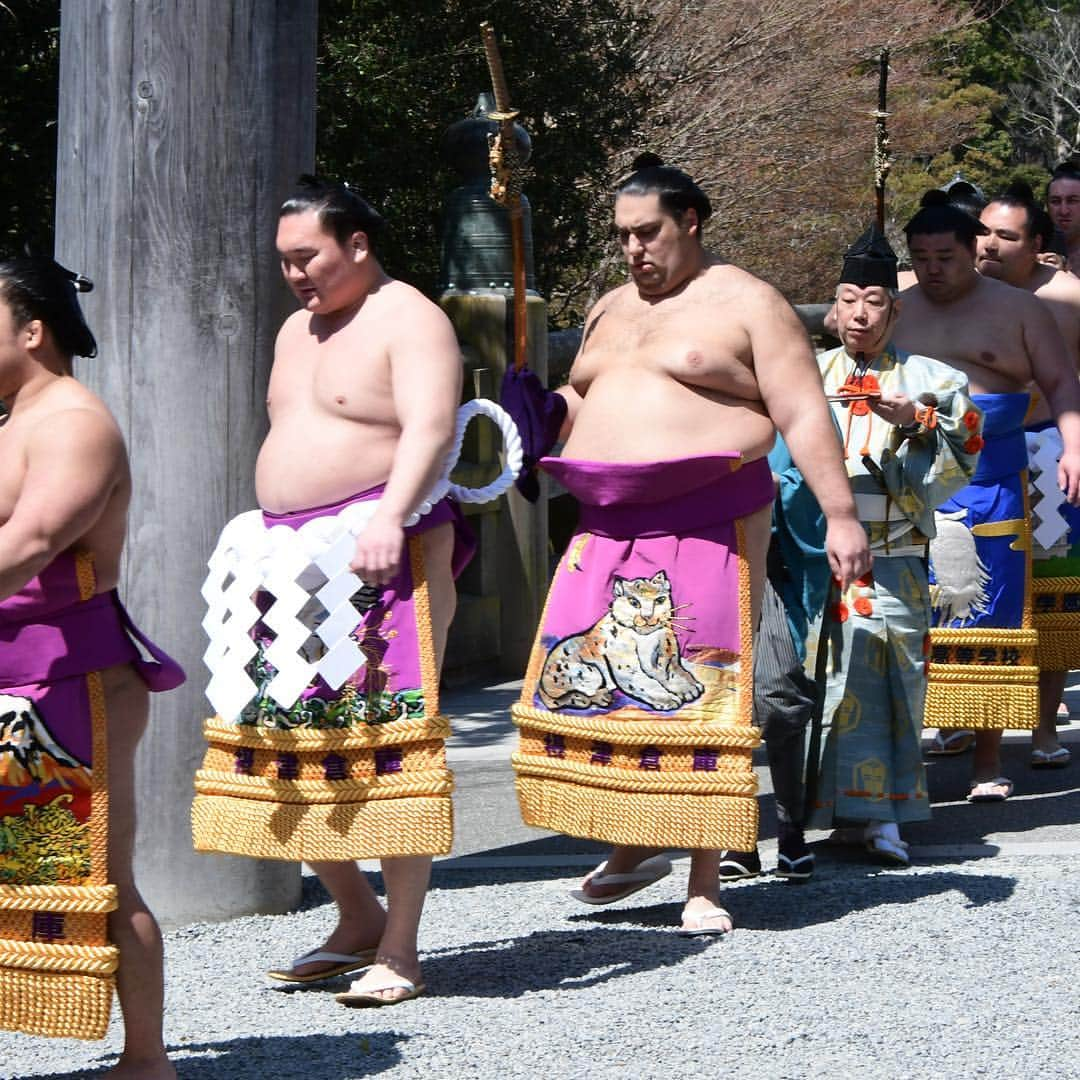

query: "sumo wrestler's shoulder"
xmin=699 ymin=259 xmax=798 ymax=318
xmin=27 ymin=380 xmax=125 ymax=460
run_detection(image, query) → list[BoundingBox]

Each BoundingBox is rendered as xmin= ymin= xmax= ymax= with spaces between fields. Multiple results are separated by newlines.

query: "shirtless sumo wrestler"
xmin=258 ymin=178 xmax=464 ymax=1004
xmin=555 ymin=160 xmax=870 ymax=933
xmin=0 ymin=257 xmax=181 ymax=1079
xmin=895 ymin=193 xmax=1080 ymax=799
xmin=978 ymin=192 xmax=1080 ymax=761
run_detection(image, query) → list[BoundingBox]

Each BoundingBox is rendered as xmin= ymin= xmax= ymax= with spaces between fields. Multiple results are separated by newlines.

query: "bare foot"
xmin=341 ymin=957 xmax=423 ymax=1004
xmin=105 ymin=1055 xmax=177 ymax=1079
xmin=968 ymin=776 xmax=1014 ymax=802
xmin=680 ymin=896 xmax=733 ymax=934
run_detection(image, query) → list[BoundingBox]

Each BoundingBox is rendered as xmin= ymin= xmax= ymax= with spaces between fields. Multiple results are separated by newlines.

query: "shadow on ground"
xmin=906 ymin=733 xmax=1080 ymax=847
xmin=569 ymin=867 xmax=1017 ymax=932
xmin=272 ymin=925 xmax=712 ymax=1002
xmin=419 ymin=925 xmax=713 ymax=998
xmin=33 ymin=1032 xmax=407 ymax=1080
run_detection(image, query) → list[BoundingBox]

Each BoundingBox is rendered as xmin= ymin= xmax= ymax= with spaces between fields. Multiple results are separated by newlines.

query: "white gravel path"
xmin=4 ymin=852 xmax=1079 ymax=1079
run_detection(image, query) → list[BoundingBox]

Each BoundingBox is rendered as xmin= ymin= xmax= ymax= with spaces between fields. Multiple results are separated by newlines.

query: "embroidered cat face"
xmin=611 ymin=572 xmax=673 ymax=633
xmin=537 ymin=567 xmax=703 ymax=712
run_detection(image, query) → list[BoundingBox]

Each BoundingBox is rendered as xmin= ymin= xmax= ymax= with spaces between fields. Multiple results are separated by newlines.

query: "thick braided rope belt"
xmin=194 ymin=400 xmax=522 ymax=860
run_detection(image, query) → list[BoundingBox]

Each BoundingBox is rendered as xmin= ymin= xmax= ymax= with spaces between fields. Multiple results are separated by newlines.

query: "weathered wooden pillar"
xmin=54 ymin=0 xmax=316 ymax=924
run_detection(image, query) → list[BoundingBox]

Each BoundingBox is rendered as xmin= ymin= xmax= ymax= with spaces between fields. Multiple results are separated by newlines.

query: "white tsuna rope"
xmin=201 ymin=399 xmax=523 ymax=719
xmin=410 ymin=397 xmax=524 ymax=518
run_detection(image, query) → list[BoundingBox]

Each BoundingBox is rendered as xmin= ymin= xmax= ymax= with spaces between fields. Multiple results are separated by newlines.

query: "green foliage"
xmin=900 ymin=0 xmax=1080 ymax=203
xmin=316 ymin=0 xmax=646 ymax=320
xmin=0 ymin=1 xmax=60 ymax=253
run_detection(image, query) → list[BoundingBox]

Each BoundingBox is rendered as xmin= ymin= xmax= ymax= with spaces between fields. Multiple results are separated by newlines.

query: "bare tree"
xmin=1008 ymin=4 xmax=1080 ymax=163
xmin=551 ymin=0 xmax=983 ymax=312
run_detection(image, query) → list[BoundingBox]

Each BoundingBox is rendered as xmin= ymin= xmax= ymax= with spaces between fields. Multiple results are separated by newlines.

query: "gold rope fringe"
xmin=511 ymin=704 xmax=760 ymax=748
xmin=735 ymin=516 xmax=755 ymax=728
xmin=0 ymin=968 xmax=114 ymax=1041
xmin=193 ymin=768 xmax=454 ymax=804
xmin=1030 ymin=575 xmax=1080 ymax=668
xmin=202 ymin=713 xmax=451 ymax=749
xmin=515 ymin=775 xmax=758 ymax=851
xmin=927 ymin=662 xmax=1040 ymax=685
xmin=0 ymin=940 xmax=118 ymax=975
xmin=191 ymin=793 xmax=453 ymax=861
xmin=408 ymin=534 xmax=442 ymax=719
xmin=923 ymin=680 xmax=1038 ymax=730
xmin=928 ymin=627 xmax=1038 ymax=647
xmin=1031 ymin=613 xmax=1080 ymax=629
xmin=926 ymin=624 xmax=1039 ymax=729
xmin=511 ymin=754 xmax=758 ymax=797
xmin=0 ymin=884 xmax=118 ymax=914
xmin=1032 ymin=575 xmax=1080 ymax=592
xmin=1032 ymin=628 xmax=1080 ymax=670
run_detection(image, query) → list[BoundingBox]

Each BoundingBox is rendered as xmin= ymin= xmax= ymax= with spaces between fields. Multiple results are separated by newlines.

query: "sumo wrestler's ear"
xmin=22 ymin=319 xmax=45 ymax=350
xmin=683 ymin=207 xmax=699 ymax=236
xmin=349 ymin=230 xmax=370 ymax=259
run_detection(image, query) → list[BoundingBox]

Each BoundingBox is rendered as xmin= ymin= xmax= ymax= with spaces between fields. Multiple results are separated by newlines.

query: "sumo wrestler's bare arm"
xmin=751 ymin=288 xmax=871 ymax=588
xmin=349 ymin=301 xmax=463 ymax=584
xmin=0 ymin=409 xmax=124 ymax=600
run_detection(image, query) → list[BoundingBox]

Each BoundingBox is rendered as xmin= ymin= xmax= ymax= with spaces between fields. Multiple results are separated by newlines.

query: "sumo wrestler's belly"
xmin=255 ymin=414 xmax=398 ymax=514
xmin=562 ymin=369 xmax=775 ymax=463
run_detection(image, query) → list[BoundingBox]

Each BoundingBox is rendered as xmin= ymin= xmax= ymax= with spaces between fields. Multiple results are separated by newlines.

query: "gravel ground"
xmin=4 ymin=850 xmax=1080 ymax=1080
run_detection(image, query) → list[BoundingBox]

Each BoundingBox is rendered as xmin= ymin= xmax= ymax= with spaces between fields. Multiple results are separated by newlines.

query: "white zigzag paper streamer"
xmin=1026 ymin=428 xmax=1071 ymax=555
xmin=202 ymin=400 xmax=524 ymax=721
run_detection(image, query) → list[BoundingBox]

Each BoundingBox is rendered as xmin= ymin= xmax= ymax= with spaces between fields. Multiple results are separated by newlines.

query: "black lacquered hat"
xmin=838 ymin=223 xmax=898 ymax=289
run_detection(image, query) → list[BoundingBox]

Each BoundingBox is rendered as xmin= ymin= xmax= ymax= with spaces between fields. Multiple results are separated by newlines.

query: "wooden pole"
xmin=480 ymin=23 xmax=529 ymax=373
xmin=874 ymin=48 xmax=890 ymax=232
xmin=54 ymin=0 xmax=317 ymax=924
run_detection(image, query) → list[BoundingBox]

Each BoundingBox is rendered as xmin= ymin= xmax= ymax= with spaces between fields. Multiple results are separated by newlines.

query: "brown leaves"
xmin=615 ymin=0 xmax=980 ymax=302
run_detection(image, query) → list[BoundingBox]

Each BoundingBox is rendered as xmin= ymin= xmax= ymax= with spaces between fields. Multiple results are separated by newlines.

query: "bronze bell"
xmin=439 ymin=93 xmax=537 ymax=294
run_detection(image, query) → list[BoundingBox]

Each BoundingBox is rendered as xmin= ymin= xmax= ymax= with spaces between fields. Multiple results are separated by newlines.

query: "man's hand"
xmin=869 ymin=392 xmax=915 ymax=428
xmin=825 ymin=516 xmax=872 ymax=591
xmin=1059 ymin=449 xmax=1080 ymax=505
xmin=349 ymin=517 xmax=405 ymax=584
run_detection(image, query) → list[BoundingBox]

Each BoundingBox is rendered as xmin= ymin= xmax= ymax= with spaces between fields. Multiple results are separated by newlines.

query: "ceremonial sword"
xmin=480 ymin=21 xmax=528 ymax=373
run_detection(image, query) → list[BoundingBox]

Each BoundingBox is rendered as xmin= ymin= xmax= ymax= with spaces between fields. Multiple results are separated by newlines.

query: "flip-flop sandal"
xmin=926 ymin=729 xmax=976 ymax=756
xmin=267 ymin=947 xmax=378 ymax=983
xmin=569 ymin=854 xmax=672 ymax=905
xmin=776 ymin=851 xmax=815 ymax=880
xmin=336 ymin=976 xmax=426 ymax=1008
xmin=967 ymin=776 xmax=1014 ymax=802
xmin=1031 ymin=747 xmax=1072 ymax=769
xmin=676 ymin=905 xmax=732 ymax=937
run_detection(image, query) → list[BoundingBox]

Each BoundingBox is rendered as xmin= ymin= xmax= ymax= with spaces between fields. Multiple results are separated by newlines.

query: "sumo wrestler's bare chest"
xmin=576 ymin=301 xmax=751 ymax=395
xmin=307 ymin=343 xmax=395 ymax=424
